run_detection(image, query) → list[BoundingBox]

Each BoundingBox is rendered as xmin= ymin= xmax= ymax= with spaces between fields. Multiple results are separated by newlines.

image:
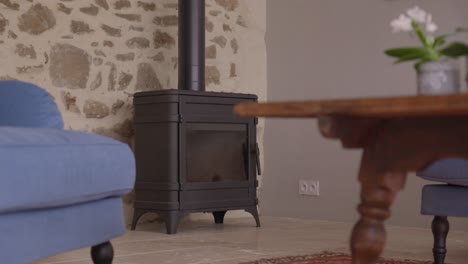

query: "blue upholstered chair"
xmin=418 ymin=159 xmax=468 ymax=264
xmin=0 ymin=81 xmax=135 ymax=264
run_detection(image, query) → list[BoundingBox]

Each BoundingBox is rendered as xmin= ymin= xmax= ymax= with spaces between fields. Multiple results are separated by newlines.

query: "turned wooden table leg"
xmin=316 ymin=117 xmax=468 ymax=263
xmin=351 ymin=154 xmax=407 ymax=263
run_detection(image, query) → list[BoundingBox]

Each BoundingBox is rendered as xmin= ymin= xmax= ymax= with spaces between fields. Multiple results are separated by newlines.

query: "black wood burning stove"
xmin=130 ymin=0 xmax=261 ymax=234
xmin=131 ymin=90 xmax=261 ymax=234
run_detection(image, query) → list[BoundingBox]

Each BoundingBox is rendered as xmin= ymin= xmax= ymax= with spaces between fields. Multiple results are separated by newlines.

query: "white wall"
xmin=264 ymin=0 xmax=468 ymax=230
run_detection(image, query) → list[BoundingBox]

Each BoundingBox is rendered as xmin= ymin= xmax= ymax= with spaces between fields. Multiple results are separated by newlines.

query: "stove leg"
xmin=159 ymin=211 xmax=180 ymax=235
xmin=213 ymin=211 xmax=227 ymax=224
xmin=130 ymin=209 xmax=147 ymax=231
xmin=245 ymin=206 xmax=261 ymax=227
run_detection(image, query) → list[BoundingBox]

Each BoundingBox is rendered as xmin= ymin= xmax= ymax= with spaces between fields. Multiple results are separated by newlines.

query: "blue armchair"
xmin=418 ymin=159 xmax=468 ymax=264
xmin=0 ymin=81 xmax=135 ymax=264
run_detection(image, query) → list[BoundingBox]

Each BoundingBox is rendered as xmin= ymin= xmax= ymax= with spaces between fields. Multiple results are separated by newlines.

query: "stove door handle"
xmin=255 ymin=143 xmax=262 ymax=176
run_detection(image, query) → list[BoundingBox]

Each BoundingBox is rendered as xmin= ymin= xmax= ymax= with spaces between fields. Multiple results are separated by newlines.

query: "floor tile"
xmin=36 ymin=216 xmax=468 ymax=264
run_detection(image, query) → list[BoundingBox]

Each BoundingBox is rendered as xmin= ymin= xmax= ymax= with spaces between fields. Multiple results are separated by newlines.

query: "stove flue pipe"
xmin=178 ymin=0 xmax=205 ymax=92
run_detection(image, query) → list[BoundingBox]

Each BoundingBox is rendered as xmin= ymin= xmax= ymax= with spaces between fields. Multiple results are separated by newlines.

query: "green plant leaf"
xmin=385 ymin=47 xmax=437 ymax=62
xmin=440 ymin=42 xmax=468 ymax=58
xmin=414 ymin=59 xmax=431 ymax=72
xmin=456 ymin=27 xmax=468 ymax=33
xmin=414 ymin=61 xmax=423 ymax=71
xmin=433 ymin=36 xmax=446 ymax=48
xmin=385 ymin=47 xmax=428 ymax=58
xmin=412 ymin=21 xmax=429 ymax=48
xmin=395 ymin=54 xmax=426 ymax=63
xmin=433 ymin=28 xmax=468 ymax=48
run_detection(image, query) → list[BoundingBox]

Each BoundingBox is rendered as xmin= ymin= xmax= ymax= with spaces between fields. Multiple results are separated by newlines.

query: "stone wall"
xmin=0 ymin=0 xmax=267 ymax=224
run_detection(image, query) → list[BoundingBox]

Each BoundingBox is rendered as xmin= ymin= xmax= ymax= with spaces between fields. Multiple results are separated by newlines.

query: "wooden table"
xmin=234 ymin=94 xmax=468 ymax=264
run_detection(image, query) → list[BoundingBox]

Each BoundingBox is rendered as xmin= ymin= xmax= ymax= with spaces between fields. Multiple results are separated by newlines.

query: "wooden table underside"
xmin=235 ymin=94 xmax=468 ymax=264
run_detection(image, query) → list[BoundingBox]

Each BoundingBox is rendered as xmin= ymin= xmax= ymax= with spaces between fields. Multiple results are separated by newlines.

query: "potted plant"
xmin=385 ymin=6 xmax=468 ymax=95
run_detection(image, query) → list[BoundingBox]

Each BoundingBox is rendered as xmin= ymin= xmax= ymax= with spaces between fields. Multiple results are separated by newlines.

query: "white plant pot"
xmin=417 ymin=61 xmax=460 ymax=95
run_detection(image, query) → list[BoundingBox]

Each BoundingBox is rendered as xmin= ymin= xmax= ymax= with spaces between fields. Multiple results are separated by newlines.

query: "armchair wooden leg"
xmin=432 ymin=216 xmax=449 ymax=264
xmin=91 ymin=241 xmax=114 ymax=264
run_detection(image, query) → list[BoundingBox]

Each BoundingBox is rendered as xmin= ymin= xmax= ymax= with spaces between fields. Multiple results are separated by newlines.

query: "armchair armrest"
xmin=0 ymin=81 xmax=63 ymax=129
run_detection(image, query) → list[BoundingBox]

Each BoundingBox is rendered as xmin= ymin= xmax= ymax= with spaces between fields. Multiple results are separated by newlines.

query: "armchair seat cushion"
xmin=0 ymin=127 xmax=135 ymax=214
xmin=417 ymin=158 xmax=468 ymax=187
xmin=421 ymin=184 xmax=468 ymax=217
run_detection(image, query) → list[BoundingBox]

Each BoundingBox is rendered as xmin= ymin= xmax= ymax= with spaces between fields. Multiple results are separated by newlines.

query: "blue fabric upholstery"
xmin=0 ymin=127 xmax=135 ymax=214
xmin=0 ymin=82 xmax=135 ymax=263
xmin=418 ymin=158 xmax=468 ymax=187
xmin=0 ymin=81 xmax=63 ymax=129
xmin=0 ymin=198 xmax=125 ymax=264
xmin=419 ymin=160 xmax=468 ymax=262
xmin=421 ymin=184 xmax=468 ymax=217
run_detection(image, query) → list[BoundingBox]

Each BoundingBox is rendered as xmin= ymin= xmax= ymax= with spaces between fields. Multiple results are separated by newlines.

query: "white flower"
xmin=391 ymin=14 xmax=413 ymax=32
xmin=426 ymin=22 xmax=438 ymax=33
xmin=425 ymin=14 xmax=438 ymax=33
xmin=407 ymin=6 xmax=428 ymax=24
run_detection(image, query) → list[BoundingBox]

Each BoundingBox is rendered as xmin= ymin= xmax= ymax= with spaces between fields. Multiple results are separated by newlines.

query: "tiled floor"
xmin=36 ymin=216 xmax=468 ymax=264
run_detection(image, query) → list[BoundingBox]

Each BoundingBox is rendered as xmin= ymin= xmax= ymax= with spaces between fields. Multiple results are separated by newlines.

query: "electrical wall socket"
xmin=299 ymin=180 xmax=320 ymax=196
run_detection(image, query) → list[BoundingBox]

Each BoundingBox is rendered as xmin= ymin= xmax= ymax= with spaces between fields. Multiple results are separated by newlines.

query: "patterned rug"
xmin=240 ymin=251 xmax=432 ymax=264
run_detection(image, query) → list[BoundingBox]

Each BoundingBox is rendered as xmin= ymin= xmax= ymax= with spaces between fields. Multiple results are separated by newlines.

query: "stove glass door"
xmin=185 ymin=123 xmax=248 ymax=183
